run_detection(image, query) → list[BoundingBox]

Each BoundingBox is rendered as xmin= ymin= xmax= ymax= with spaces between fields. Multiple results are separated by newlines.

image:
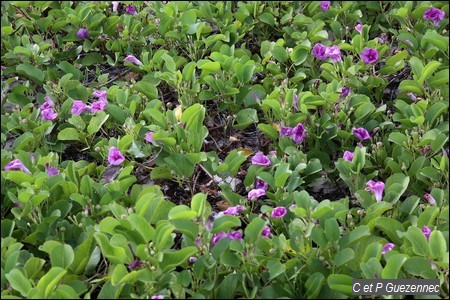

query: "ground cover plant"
xmin=1 ymin=1 xmax=449 ymax=299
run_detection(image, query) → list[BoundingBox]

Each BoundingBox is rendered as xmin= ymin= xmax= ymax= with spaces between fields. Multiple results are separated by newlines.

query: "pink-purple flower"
xmin=128 ymin=260 xmax=144 ymax=270
xmin=248 ymin=188 xmax=266 ymax=200
xmin=353 ymin=127 xmax=371 ymax=141
xmin=112 ymin=1 xmax=119 ymax=12
xmin=261 ymin=226 xmax=271 ymax=238
xmin=355 ymin=23 xmax=363 ymax=33
xmin=292 ymin=123 xmax=307 ymax=143
xmin=145 ymin=131 xmax=155 ymax=143
xmin=227 ymin=231 xmax=243 ymax=240
xmin=93 ymin=90 xmax=108 ymax=102
xmin=40 ymin=107 xmax=58 ymax=121
xmin=71 ymin=101 xmax=89 ymax=115
xmin=407 ymin=92 xmax=417 ymax=102
xmin=424 ymin=193 xmax=436 ymax=205
xmin=45 ymin=163 xmax=60 ymax=177
xmin=124 ymin=55 xmax=143 ymax=66
xmin=320 ymin=1 xmax=331 ymax=11
xmin=340 ymin=86 xmax=350 ymax=98
xmin=108 ymin=147 xmax=125 ymax=165
xmin=423 ymin=7 xmax=445 ymax=27
xmin=366 ymin=180 xmax=385 ymax=202
xmin=223 ymin=205 xmax=245 ymax=216
xmin=252 ymin=152 xmax=271 ymax=166
xmin=360 ymin=48 xmax=379 ymax=64
xmin=151 ymin=296 xmax=164 ymax=300
xmin=382 ymin=243 xmax=395 ymax=255
xmin=280 ymin=126 xmax=294 ymax=137
xmin=255 ymin=178 xmax=269 ymax=191
xmin=4 ymin=159 xmax=30 ymax=174
xmin=211 ymin=232 xmax=227 ymax=246
xmin=422 ymin=226 xmax=432 ymax=240
xmin=312 ymin=43 xmax=330 ymax=60
xmin=292 ymin=93 xmax=299 ymax=111
xmin=328 ymin=45 xmax=342 ymax=63
xmin=76 ymin=28 xmax=89 ymax=39
xmin=90 ymin=100 xmax=107 ymax=114
xmin=271 ymin=206 xmax=287 ymax=219
xmin=125 ymin=4 xmax=137 ymax=15
xmin=343 ymin=151 xmax=354 ymax=162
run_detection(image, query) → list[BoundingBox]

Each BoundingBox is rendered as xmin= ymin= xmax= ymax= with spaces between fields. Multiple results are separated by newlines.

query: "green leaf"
xmin=382 ymin=254 xmax=408 ymax=279
xmin=6 ymin=269 xmax=32 ymax=297
xmin=327 ymin=274 xmax=353 ymax=296
xmin=82 ymin=52 xmax=103 ymax=66
xmin=421 ymin=30 xmax=449 ymax=53
xmin=69 ymin=232 xmax=94 ymax=274
xmin=324 ymin=218 xmax=340 ymax=243
xmin=305 ymin=272 xmax=325 ymax=298
xmin=418 ymin=61 xmax=441 ymax=85
xmin=233 ymin=108 xmax=258 ymax=130
xmin=6 ymin=171 xmax=34 ymax=185
xmin=398 ymin=80 xmax=423 ymax=95
xmin=418 ymin=206 xmax=440 ymax=227
xmin=160 ymin=246 xmax=198 ymax=272
xmin=274 ymin=163 xmax=292 ymax=188
xmin=87 ymin=111 xmax=109 ymax=135
xmin=191 ymin=193 xmax=209 ymax=218
xmin=57 ymin=128 xmax=81 ymax=141
xmin=335 ymin=248 xmax=355 ymax=267
xmin=36 ymin=267 xmax=67 ymax=298
xmin=212 ymin=215 xmax=241 ymax=234
xmin=267 ymin=261 xmax=286 ymax=280
xmin=373 ymin=217 xmax=405 ymax=245
xmin=429 ymin=230 xmax=447 ymax=260
xmin=348 ymin=225 xmax=370 ymax=245
xmin=134 ymin=80 xmax=158 ymax=99
xmin=162 ymin=53 xmax=176 ymax=72
xmin=383 ymin=173 xmax=409 ymax=204
xmin=198 ymin=61 xmax=221 ymax=72
xmin=244 ymin=217 xmax=266 ymax=244
xmin=403 ymin=257 xmax=436 ymax=279
xmin=16 ymin=63 xmax=44 ymax=84
xmin=93 ymin=232 xmax=128 ymax=264
xmin=403 ymin=226 xmax=430 ymax=257
xmin=50 ymin=244 xmax=74 ymax=269
xmin=111 ymin=264 xmax=128 ymax=286
xmin=57 ymin=61 xmax=82 ymax=80
xmin=257 ymin=123 xmax=279 ymax=141
xmin=168 ymin=205 xmax=197 ymax=220
xmin=216 ymin=273 xmax=239 ymax=299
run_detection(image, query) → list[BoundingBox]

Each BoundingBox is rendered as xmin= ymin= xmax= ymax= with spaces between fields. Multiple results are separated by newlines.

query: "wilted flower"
xmin=261 ymin=226 xmax=271 ymax=238
xmin=280 ymin=126 xmax=294 ymax=137
xmin=93 ymin=90 xmax=108 ymax=102
xmin=41 ymin=107 xmax=58 ymax=121
xmin=291 ymin=123 xmax=307 ymax=143
xmin=292 ymin=93 xmax=299 ymax=111
xmin=328 ymin=45 xmax=341 ymax=62
xmin=211 ymin=232 xmax=227 ymax=246
xmin=271 ymin=206 xmax=287 ymax=219
xmin=71 ymin=100 xmax=89 ymax=115
xmin=151 ymin=296 xmax=164 ymax=300
xmin=407 ymin=92 xmax=417 ymax=102
xmin=340 ymin=86 xmax=350 ymax=98
xmin=255 ymin=178 xmax=268 ymax=191
xmin=145 ymin=131 xmax=155 ymax=143
xmin=320 ymin=1 xmax=331 ymax=11
xmin=343 ymin=151 xmax=354 ymax=162
xmin=366 ymin=180 xmax=385 ymax=202
xmin=423 ymin=193 xmax=436 ymax=205
xmin=112 ymin=1 xmax=119 ymax=11
xmin=355 ymin=23 xmax=363 ymax=33
xmin=422 ymin=226 xmax=432 ymax=240
xmin=248 ymin=188 xmax=266 ymax=200
xmin=124 ymin=55 xmax=143 ymax=66
xmin=423 ymin=7 xmax=445 ymax=27
xmin=90 ymin=100 xmax=107 ymax=114
xmin=227 ymin=231 xmax=243 ymax=240
xmin=382 ymin=243 xmax=395 ymax=255
xmin=223 ymin=205 xmax=245 ymax=215
xmin=252 ymin=152 xmax=271 ymax=166
xmin=4 ymin=159 xmax=30 ymax=174
xmin=76 ymin=28 xmax=89 ymax=39
xmin=108 ymin=147 xmax=125 ymax=165
xmin=125 ymin=4 xmax=137 ymax=15
xmin=45 ymin=163 xmax=60 ymax=177
xmin=312 ymin=43 xmax=330 ymax=60
xmin=360 ymin=48 xmax=379 ymax=64
xmin=353 ymin=127 xmax=371 ymax=141
xmin=128 ymin=260 xmax=144 ymax=270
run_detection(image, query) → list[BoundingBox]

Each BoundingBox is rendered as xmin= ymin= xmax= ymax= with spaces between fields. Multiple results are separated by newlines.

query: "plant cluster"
xmin=1 ymin=1 xmax=449 ymax=299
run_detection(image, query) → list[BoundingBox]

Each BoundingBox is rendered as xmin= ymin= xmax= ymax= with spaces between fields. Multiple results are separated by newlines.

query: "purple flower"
xmin=366 ymin=180 xmax=385 ymax=202
xmin=76 ymin=28 xmax=89 ymax=39
xmin=124 ymin=55 xmax=143 ymax=66
xmin=340 ymin=86 xmax=350 ymax=98
xmin=248 ymin=188 xmax=266 ymax=200
xmin=292 ymin=93 xmax=299 ymax=111
xmin=355 ymin=23 xmax=363 ymax=33
xmin=71 ymin=100 xmax=89 ymax=115
xmin=223 ymin=205 xmax=245 ymax=216
xmin=352 ymin=127 xmax=371 ymax=141
xmin=382 ymin=243 xmax=395 ymax=255
xmin=422 ymin=226 xmax=432 ymax=240
xmin=90 ymin=100 xmax=107 ymax=114
xmin=328 ymin=45 xmax=341 ymax=63
xmin=252 ymin=152 xmax=271 ymax=166
xmin=271 ymin=206 xmax=287 ymax=219
xmin=125 ymin=4 xmax=137 ymax=15
xmin=128 ymin=260 xmax=144 ymax=270
xmin=40 ymin=107 xmax=58 ymax=121
xmin=360 ymin=48 xmax=379 ymax=64
xmin=407 ymin=92 xmax=417 ymax=102
xmin=291 ymin=123 xmax=307 ymax=143
xmin=93 ymin=90 xmax=108 ymax=102
xmin=108 ymin=147 xmax=125 ymax=165
xmin=4 ymin=159 xmax=30 ymax=174
xmin=280 ymin=126 xmax=294 ymax=137
xmin=112 ymin=1 xmax=119 ymax=12
xmin=320 ymin=1 xmax=331 ymax=11
xmin=261 ymin=226 xmax=271 ymax=238
xmin=145 ymin=131 xmax=155 ymax=143
xmin=255 ymin=178 xmax=268 ymax=191
xmin=45 ymin=163 xmax=60 ymax=177
xmin=40 ymin=97 xmax=54 ymax=110
xmin=211 ymin=232 xmax=227 ymax=246
xmin=227 ymin=231 xmax=243 ymax=240
xmin=151 ymin=296 xmax=164 ymax=300
xmin=343 ymin=151 xmax=354 ymax=162
xmin=312 ymin=43 xmax=330 ymax=60
xmin=423 ymin=7 xmax=445 ymax=27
